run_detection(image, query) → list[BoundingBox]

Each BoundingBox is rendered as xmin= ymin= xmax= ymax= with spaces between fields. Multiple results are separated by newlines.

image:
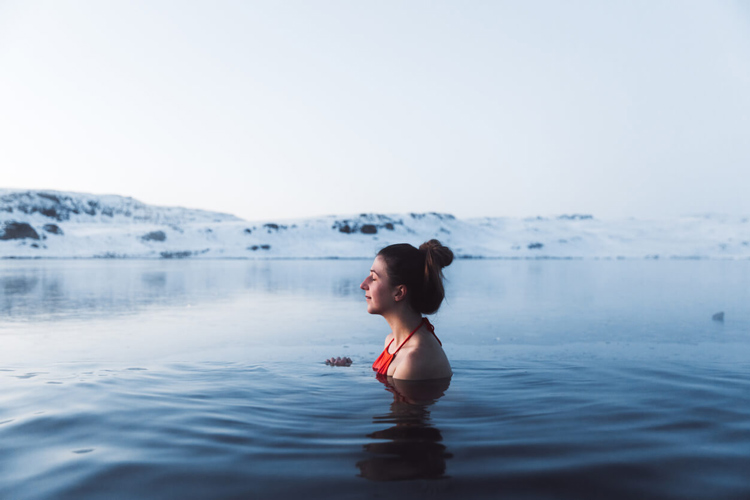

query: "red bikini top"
xmin=372 ymin=318 xmax=441 ymax=378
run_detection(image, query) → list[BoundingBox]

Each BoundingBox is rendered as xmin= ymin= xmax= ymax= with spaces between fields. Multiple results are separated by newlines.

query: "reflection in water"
xmin=358 ymin=377 xmax=452 ymax=481
xmin=2 ymin=274 xmax=40 ymax=295
xmin=0 ymin=260 xmax=368 ymax=322
xmin=0 ymin=263 xmax=192 ymax=320
xmin=141 ymin=271 xmax=168 ymax=288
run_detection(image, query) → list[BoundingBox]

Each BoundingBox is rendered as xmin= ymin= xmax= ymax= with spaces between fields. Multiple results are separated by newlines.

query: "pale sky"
xmin=1 ymin=1 xmax=749 ymax=221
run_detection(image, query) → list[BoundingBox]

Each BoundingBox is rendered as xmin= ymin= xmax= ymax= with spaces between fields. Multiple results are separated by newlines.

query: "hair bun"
xmin=419 ymin=239 xmax=454 ymax=269
xmin=378 ymin=240 xmax=453 ymax=314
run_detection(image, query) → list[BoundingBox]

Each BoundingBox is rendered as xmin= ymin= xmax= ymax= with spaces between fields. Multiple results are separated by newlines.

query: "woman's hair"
xmin=377 ymin=239 xmax=454 ymax=315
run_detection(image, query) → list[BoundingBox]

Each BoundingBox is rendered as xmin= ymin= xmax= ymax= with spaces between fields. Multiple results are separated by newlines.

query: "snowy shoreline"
xmin=2 ymin=189 xmax=749 ymax=260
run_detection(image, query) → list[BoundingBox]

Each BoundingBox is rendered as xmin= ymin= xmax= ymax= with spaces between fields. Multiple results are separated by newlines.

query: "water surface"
xmin=1 ymin=259 xmax=749 ymax=499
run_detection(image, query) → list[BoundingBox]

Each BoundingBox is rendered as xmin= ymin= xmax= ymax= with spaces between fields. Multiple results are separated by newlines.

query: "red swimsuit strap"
xmin=391 ymin=317 xmax=431 ymax=355
xmin=423 ymin=317 xmax=441 ymax=346
xmin=373 ymin=318 xmax=442 ymax=377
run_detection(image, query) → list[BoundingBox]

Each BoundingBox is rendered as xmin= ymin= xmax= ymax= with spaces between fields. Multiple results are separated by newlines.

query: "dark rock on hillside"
xmin=248 ymin=244 xmax=271 ymax=251
xmin=1 ymin=222 xmax=40 ymax=240
xmin=410 ymin=212 xmax=455 ymax=221
xmin=337 ymin=223 xmax=353 ymax=234
xmin=558 ymin=214 xmax=594 ymax=220
xmin=160 ymin=249 xmax=209 ymax=258
xmin=244 ymin=228 xmax=252 ymax=234
xmin=332 ymin=214 xmax=403 ymax=235
xmin=43 ymin=224 xmax=63 ymax=235
xmin=141 ymin=231 xmax=166 ymax=242
xmin=335 ymin=221 xmax=379 ymax=235
xmin=527 ymin=242 xmax=544 ymax=250
xmin=263 ymin=223 xmax=287 ymax=233
xmin=161 ymin=251 xmax=192 ymax=259
xmin=712 ymin=311 xmax=725 ymax=322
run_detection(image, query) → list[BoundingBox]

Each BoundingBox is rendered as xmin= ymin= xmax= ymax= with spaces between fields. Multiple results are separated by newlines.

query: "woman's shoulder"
xmin=392 ymin=336 xmax=451 ymax=380
xmin=392 ymin=350 xmax=451 ymax=380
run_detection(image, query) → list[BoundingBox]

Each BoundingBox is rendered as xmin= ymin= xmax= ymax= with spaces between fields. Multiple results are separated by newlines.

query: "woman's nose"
xmin=360 ymin=279 xmax=367 ymax=290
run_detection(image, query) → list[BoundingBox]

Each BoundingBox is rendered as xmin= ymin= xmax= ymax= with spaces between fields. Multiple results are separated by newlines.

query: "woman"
xmin=361 ymin=239 xmax=453 ymax=381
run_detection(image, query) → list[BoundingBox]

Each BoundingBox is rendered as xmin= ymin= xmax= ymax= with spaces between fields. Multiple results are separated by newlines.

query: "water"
xmin=1 ymin=259 xmax=749 ymax=499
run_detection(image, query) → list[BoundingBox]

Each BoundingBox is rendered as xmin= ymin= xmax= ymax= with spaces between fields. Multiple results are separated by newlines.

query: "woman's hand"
xmin=325 ymin=356 xmax=352 ymax=367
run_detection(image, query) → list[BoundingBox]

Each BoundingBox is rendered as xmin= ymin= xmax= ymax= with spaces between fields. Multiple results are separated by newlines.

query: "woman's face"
xmin=360 ymin=256 xmax=396 ymax=315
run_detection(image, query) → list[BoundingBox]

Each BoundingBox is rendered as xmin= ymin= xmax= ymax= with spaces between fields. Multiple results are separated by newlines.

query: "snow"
xmin=1 ymin=189 xmax=749 ymax=259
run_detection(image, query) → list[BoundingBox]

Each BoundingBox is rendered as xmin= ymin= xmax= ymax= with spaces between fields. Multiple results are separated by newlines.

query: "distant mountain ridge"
xmin=0 ymin=189 xmax=238 ymax=225
xmin=1 ymin=189 xmax=748 ymax=260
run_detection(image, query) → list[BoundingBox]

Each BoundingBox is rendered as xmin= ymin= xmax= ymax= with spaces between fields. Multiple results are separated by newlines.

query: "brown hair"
xmin=377 ymin=239 xmax=454 ymax=314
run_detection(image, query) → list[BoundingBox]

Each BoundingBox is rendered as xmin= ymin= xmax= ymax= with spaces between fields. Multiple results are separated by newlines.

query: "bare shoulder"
xmin=392 ymin=345 xmax=452 ymax=381
xmin=391 ymin=349 xmax=433 ymax=380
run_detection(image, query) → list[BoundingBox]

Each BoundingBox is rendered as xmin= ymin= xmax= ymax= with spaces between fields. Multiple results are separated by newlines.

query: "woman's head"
xmin=374 ymin=239 xmax=453 ymax=315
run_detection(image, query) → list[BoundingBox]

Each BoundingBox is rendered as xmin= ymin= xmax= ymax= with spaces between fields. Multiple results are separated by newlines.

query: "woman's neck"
xmin=384 ymin=309 xmax=424 ymax=345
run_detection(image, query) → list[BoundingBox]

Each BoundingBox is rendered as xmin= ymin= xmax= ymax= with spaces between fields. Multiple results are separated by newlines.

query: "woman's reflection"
xmin=357 ymin=376 xmax=452 ymax=481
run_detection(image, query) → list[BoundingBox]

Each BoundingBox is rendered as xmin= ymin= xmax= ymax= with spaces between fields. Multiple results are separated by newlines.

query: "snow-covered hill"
xmin=1 ymin=190 xmax=748 ymax=259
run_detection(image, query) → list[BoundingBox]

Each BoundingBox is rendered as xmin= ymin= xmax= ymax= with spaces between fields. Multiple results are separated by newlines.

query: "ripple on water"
xmin=0 ymin=358 xmax=749 ymax=499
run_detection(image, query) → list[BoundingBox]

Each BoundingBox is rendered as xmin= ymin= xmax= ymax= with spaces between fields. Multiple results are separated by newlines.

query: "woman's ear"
xmin=393 ymin=285 xmax=407 ymax=302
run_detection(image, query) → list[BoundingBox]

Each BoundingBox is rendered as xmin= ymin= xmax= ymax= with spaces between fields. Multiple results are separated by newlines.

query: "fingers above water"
xmin=324 ymin=356 xmax=352 ymax=367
